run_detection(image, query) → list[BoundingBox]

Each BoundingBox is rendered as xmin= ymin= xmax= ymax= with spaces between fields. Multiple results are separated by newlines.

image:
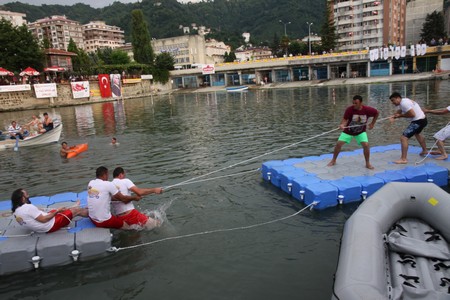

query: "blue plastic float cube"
xmin=270 ymin=165 xmax=297 ymax=187
xmin=329 ymin=178 xmax=362 ymax=204
xmin=279 ymin=169 xmax=308 ymax=194
xmin=261 ymin=160 xmax=284 ymax=181
xmin=420 ymin=163 xmax=449 ymax=186
xmin=374 ymin=171 xmax=407 ymax=183
xmin=344 ymin=176 xmax=384 ymax=197
xmin=397 ymin=166 xmax=428 ymax=182
xmin=304 ymin=182 xmax=339 ymax=210
xmin=291 ymin=176 xmax=321 ymax=201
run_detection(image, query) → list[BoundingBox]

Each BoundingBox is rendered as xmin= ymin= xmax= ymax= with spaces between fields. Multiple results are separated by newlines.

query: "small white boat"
xmin=226 ymin=85 xmax=249 ymax=92
xmin=332 ymin=182 xmax=450 ymax=300
xmin=0 ymin=123 xmax=63 ymax=151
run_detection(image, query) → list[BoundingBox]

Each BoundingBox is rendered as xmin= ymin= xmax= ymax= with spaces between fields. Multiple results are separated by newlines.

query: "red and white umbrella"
xmin=44 ymin=66 xmax=65 ymax=72
xmin=0 ymin=67 xmax=14 ymax=76
xmin=20 ymin=67 xmax=40 ymax=76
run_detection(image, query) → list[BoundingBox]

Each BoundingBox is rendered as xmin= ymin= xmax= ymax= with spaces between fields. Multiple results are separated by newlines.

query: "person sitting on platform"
xmin=112 ymin=167 xmax=163 ymax=230
xmin=8 ymin=120 xmax=25 ymax=140
xmin=40 ymin=112 xmax=54 ymax=133
xmin=11 ymin=188 xmax=88 ymax=233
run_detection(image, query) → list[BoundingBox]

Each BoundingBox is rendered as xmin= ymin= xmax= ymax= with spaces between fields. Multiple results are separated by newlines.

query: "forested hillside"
xmin=1 ymin=0 xmax=325 ymax=46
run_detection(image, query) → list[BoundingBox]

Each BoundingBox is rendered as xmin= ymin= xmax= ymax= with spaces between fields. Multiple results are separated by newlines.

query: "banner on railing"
xmin=34 ymin=83 xmax=57 ymax=98
xmin=0 ymin=84 xmax=31 ymax=93
xmin=369 ymin=44 xmax=427 ymax=62
xmin=71 ymin=81 xmax=90 ymax=99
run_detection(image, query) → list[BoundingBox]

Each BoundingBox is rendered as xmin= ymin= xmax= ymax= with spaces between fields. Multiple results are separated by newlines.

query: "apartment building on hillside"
xmin=28 ymin=15 xmax=84 ymax=51
xmin=330 ymin=0 xmax=406 ymax=51
xmin=83 ymin=21 xmax=125 ymax=53
xmin=0 ymin=10 xmax=26 ymax=27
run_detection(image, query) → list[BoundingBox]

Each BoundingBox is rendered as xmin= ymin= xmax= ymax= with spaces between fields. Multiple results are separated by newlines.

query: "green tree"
xmin=280 ymin=35 xmax=290 ymax=56
xmin=421 ymin=11 xmax=447 ymax=44
xmin=67 ymin=38 xmax=90 ymax=74
xmin=288 ymin=41 xmax=306 ymax=56
xmin=270 ymin=33 xmax=281 ymax=57
xmin=0 ymin=20 xmax=44 ymax=71
xmin=223 ymin=51 xmax=236 ymax=62
xmin=320 ymin=1 xmax=337 ymax=52
xmin=131 ymin=9 xmax=154 ymax=65
xmin=110 ymin=49 xmax=131 ymax=65
xmin=155 ymin=52 xmax=174 ymax=70
xmin=97 ymin=48 xmax=113 ymax=64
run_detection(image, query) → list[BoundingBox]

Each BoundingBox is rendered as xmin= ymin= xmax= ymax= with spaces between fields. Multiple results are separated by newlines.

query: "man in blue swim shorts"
xmin=389 ymin=92 xmax=428 ymax=164
xmin=327 ymin=95 xmax=379 ymax=169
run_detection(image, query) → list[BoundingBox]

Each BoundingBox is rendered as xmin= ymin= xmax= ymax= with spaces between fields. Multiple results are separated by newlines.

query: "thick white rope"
xmin=163 ymin=116 xmax=393 ymax=190
xmin=108 ymin=201 xmax=318 ymax=253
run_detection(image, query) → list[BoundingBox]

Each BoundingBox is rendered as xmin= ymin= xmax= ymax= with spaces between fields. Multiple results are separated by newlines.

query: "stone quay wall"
xmin=0 ymin=80 xmax=172 ymax=112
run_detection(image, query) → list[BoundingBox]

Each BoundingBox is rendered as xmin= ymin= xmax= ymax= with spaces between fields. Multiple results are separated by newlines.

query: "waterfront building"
xmin=405 ymin=0 xmax=443 ymax=45
xmin=0 ymin=10 xmax=26 ymax=27
xmin=82 ymin=21 xmax=125 ymax=54
xmin=235 ymin=47 xmax=272 ymax=62
xmin=330 ymin=0 xmax=406 ymax=51
xmin=151 ymin=34 xmax=207 ymax=69
xmin=28 ymin=15 xmax=84 ymax=51
xmin=44 ymin=48 xmax=77 ymax=71
xmin=205 ymin=38 xmax=231 ymax=64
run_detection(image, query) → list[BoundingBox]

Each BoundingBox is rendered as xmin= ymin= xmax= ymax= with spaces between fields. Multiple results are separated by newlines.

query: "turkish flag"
xmin=98 ymin=74 xmax=112 ymax=98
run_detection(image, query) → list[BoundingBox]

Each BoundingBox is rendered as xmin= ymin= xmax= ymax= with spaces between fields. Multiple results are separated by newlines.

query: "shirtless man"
xmin=60 ymin=141 xmax=76 ymax=158
xmin=40 ymin=112 xmax=54 ymax=133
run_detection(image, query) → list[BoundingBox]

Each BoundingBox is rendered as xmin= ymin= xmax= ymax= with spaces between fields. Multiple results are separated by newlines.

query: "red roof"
xmin=44 ymin=48 xmax=77 ymax=56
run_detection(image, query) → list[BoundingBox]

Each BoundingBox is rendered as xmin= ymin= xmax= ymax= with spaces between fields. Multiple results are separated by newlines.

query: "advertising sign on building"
xmin=34 ymin=83 xmax=57 ymax=98
xmin=71 ymin=81 xmax=90 ymax=99
xmin=202 ymin=64 xmax=215 ymax=75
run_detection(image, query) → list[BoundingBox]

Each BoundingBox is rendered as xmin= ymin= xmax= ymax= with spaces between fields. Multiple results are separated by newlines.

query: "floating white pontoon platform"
xmin=0 ymin=191 xmax=111 ymax=276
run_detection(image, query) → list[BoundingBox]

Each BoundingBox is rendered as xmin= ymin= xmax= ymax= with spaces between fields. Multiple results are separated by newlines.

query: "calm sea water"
xmin=0 ymin=81 xmax=449 ymax=299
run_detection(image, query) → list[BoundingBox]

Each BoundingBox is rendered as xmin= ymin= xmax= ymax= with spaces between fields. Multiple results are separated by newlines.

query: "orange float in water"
xmin=67 ymin=143 xmax=88 ymax=158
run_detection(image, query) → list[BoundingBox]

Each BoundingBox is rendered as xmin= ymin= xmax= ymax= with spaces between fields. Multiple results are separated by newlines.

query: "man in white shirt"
xmin=87 ymin=166 xmax=141 ymax=229
xmin=112 ymin=167 xmax=163 ymax=229
xmin=8 ymin=120 xmax=25 ymax=140
xmin=423 ymin=105 xmax=450 ymax=160
xmin=389 ymin=92 xmax=428 ymax=164
xmin=11 ymin=188 xmax=88 ymax=233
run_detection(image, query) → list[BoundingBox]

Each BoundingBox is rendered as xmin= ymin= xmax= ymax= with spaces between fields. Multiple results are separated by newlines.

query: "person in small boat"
xmin=40 ymin=112 xmax=54 ymax=133
xmin=60 ymin=141 xmax=77 ymax=158
xmin=389 ymin=92 xmax=428 ymax=164
xmin=327 ymin=95 xmax=379 ymax=169
xmin=87 ymin=166 xmax=141 ymax=229
xmin=25 ymin=115 xmax=43 ymax=135
xmin=8 ymin=120 xmax=25 ymax=140
xmin=11 ymin=188 xmax=88 ymax=233
xmin=422 ymin=105 xmax=450 ymax=160
xmin=112 ymin=167 xmax=163 ymax=229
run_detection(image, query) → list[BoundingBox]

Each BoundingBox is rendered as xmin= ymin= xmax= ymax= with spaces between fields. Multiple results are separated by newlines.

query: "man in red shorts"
xmin=11 ymin=188 xmax=88 ymax=233
xmin=87 ymin=166 xmax=141 ymax=229
xmin=112 ymin=167 xmax=163 ymax=229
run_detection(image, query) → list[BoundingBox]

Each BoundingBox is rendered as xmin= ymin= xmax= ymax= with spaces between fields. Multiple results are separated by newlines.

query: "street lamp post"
xmin=307 ymin=22 xmax=313 ymax=55
xmin=279 ymin=20 xmax=291 ymax=36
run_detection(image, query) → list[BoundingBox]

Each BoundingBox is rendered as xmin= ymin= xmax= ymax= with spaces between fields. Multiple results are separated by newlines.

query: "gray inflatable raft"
xmin=332 ymin=182 xmax=450 ymax=300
